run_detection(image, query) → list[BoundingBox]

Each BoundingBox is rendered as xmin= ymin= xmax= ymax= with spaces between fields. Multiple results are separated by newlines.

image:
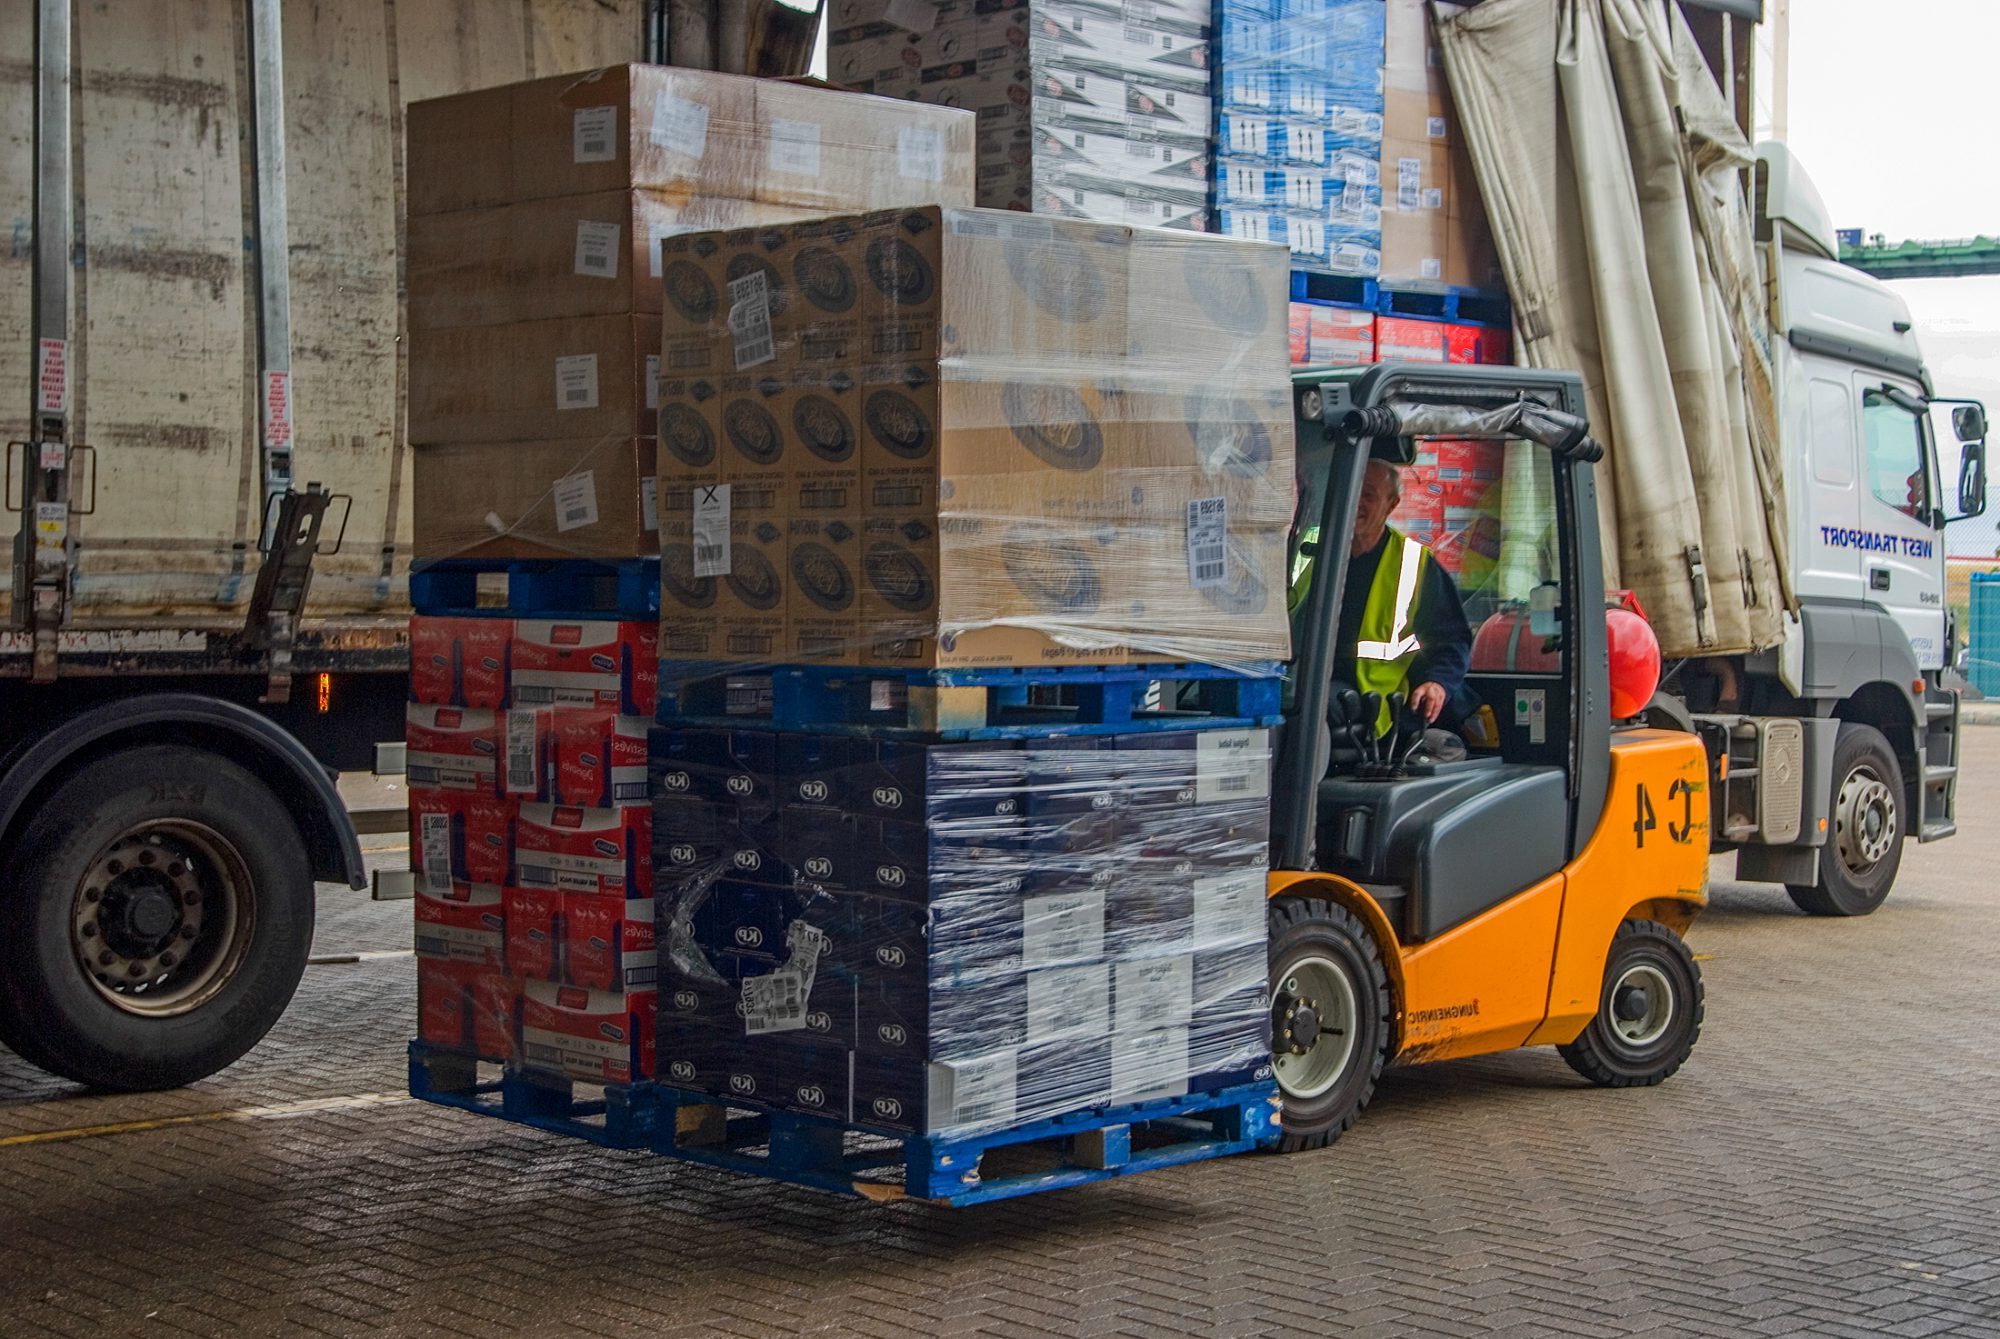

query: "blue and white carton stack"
xmin=828 ymin=0 xmax=1216 ymax=230
xmin=1215 ymin=0 xmax=1387 ymax=277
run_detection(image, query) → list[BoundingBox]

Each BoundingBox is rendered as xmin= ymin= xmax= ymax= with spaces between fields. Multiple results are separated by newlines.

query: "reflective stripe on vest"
xmin=1355 ymin=534 xmax=1427 ymax=663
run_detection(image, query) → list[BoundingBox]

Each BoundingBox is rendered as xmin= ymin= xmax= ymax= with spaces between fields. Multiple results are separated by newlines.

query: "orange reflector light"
xmin=1718 ymin=754 xmax=1729 ymax=780
xmin=317 ymin=673 xmax=332 ymax=714
xmin=1913 ymin=679 xmax=1926 ymax=696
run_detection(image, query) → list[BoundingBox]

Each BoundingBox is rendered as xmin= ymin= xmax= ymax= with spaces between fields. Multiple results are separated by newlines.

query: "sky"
xmin=1768 ymin=0 xmax=2000 ymax=556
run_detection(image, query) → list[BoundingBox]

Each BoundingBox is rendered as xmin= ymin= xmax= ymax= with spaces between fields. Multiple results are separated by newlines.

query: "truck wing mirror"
xmin=1956 ymin=441 xmax=1988 ymax=519
xmin=1954 ymin=403 xmax=1987 ymax=443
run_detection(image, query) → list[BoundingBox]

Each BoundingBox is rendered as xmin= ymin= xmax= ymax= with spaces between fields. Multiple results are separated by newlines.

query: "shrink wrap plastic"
xmin=655 ymin=206 xmax=1298 ymax=671
xmin=652 ymin=726 xmax=1274 ymax=1137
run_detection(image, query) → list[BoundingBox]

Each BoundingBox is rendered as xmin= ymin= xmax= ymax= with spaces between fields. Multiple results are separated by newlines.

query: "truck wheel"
xmin=1786 ymin=723 xmax=1904 ymax=917
xmin=1266 ymin=897 xmax=1392 ymax=1152
xmin=1558 ymin=919 xmax=1703 ymax=1088
xmin=0 ymin=745 xmax=313 ymax=1090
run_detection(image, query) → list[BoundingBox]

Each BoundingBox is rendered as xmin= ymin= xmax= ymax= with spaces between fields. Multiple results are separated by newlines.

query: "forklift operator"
xmin=1291 ymin=459 xmax=1474 ymax=738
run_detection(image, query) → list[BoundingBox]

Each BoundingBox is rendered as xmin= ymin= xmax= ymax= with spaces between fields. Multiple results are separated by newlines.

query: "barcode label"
xmin=506 ymin=711 xmax=540 ymax=794
xmin=726 ymin=270 xmax=775 ymax=369
xmin=1422 ymin=187 xmax=1443 ymax=211
xmin=1421 ymin=258 xmax=1442 ymax=279
xmin=554 ymin=354 xmax=599 ymax=410
xmin=644 ymin=354 xmax=660 ymax=410
xmin=693 ymin=484 xmax=731 ymax=578
xmin=767 ymin=119 xmax=822 ymax=177
xmin=553 ymin=470 xmax=599 ymax=533
xmin=1427 ymin=115 xmax=1448 ymax=139
xmin=897 ymin=125 xmax=944 ymax=182
xmin=1397 ymin=157 xmax=1423 ymax=211
xmin=640 ymin=475 xmax=659 ymax=533
xmin=1196 ymin=729 xmax=1270 ymax=805
xmin=1186 ymin=496 xmax=1228 ymax=589
xmin=573 ymin=220 xmax=621 ymax=277
xmin=419 ymin=812 xmax=452 ymax=891
xmin=650 ymin=91 xmax=710 ymax=157
xmin=573 ymin=105 xmax=617 ymax=163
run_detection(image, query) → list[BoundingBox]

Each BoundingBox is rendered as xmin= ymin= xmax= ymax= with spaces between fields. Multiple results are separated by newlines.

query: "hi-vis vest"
xmin=1291 ymin=527 xmax=1429 ymax=736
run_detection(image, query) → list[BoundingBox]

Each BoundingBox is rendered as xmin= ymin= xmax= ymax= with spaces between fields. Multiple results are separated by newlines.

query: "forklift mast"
xmin=1273 ymin=363 xmax=1613 ymax=872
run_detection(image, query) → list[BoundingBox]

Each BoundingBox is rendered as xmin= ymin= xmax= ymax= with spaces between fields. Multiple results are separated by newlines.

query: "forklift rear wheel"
xmin=1785 ymin=723 xmax=1904 ymax=917
xmin=1558 ymin=919 xmax=1703 ymax=1088
xmin=1266 ymin=897 xmax=1391 ymax=1152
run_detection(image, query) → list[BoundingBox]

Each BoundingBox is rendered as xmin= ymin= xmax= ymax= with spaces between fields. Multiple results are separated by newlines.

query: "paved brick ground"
xmin=4 ymin=739 xmax=1999 ymax=1338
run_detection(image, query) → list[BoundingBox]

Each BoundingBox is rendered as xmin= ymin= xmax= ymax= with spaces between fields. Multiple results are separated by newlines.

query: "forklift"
xmin=1264 ymin=363 xmax=1713 ymax=1151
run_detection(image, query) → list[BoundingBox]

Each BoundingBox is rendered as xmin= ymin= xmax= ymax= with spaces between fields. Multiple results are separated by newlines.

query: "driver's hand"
xmin=1410 ymin=681 xmax=1447 ymax=723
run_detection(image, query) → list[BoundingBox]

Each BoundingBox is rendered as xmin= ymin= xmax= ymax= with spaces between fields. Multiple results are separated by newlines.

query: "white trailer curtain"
xmin=1436 ymin=0 xmax=1788 ymax=657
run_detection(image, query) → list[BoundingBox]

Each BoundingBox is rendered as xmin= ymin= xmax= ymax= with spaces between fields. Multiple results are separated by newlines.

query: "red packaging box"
xmin=1309 ymin=307 xmax=1376 ymax=364
xmin=1288 ymin=303 xmax=1312 ymax=364
xmin=1431 ymin=439 xmax=1503 ymax=478
xmin=417 ymin=960 xmax=518 ymax=1061
xmin=519 ymin=980 xmax=655 ymax=1085
xmin=514 ymin=802 xmax=652 ymax=898
xmin=414 ymin=882 xmax=506 ymax=967
xmin=410 ymin=616 xmax=511 ymax=709
xmin=498 ymin=707 xmax=553 ymax=798
xmin=552 ymin=710 xmax=651 ymax=808
xmin=503 ymin=885 xmax=562 ymax=981
xmin=411 ymin=790 xmax=514 ymax=891
xmin=1390 ymin=494 xmax=1447 ymax=546
xmin=470 ymin=972 xmax=522 ymax=1062
xmin=510 ymin=619 xmax=658 ymax=716
xmin=1374 ymin=315 xmax=1447 ymax=363
xmin=1446 ymin=322 xmax=1511 ymax=366
xmin=405 ymin=703 xmax=504 ymax=795
xmin=563 ymin=894 xmax=657 ymax=993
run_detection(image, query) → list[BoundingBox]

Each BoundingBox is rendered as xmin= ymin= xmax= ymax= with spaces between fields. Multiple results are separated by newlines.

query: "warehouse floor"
xmin=5 ymin=737 xmax=1999 ymax=1338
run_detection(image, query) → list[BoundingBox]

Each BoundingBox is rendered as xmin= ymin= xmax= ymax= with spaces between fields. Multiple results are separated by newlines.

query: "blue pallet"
xmin=652 ymin=1081 xmax=1282 ymax=1206
xmin=407 ymin=1042 xmax=661 ymax=1149
xmin=1287 ymin=271 xmax=1513 ymax=329
xmin=654 ymin=660 xmax=1285 ymax=739
xmin=409 ymin=557 xmax=660 ymax=620
xmin=1971 ymin=572 xmax=2000 ymax=697
xmin=1289 ymin=269 xmax=1378 ymax=309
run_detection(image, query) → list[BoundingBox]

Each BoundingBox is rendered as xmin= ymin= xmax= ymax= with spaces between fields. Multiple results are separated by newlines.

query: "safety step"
xmin=1926 ymin=700 xmax=1958 ymax=721
xmin=650 ymin=1080 xmax=1281 ymax=1206
xmin=408 ymin=557 xmax=659 ymax=621
xmin=1919 ymin=820 xmax=1958 ymax=842
xmin=1923 ymin=765 xmax=1959 ymax=783
xmin=407 ymin=1041 xmax=661 ymax=1150
xmin=655 ymin=660 xmax=1284 ymax=739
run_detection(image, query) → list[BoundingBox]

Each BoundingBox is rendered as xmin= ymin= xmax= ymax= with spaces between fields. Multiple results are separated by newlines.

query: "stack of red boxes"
xmin=1286 ymin=306 xmax=1512 ymax=371
xmin=410 ymin=613 xmax=659 ymax=1086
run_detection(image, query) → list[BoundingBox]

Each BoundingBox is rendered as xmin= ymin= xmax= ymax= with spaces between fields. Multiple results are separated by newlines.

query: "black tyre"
xmin=1558 ymin=919 xmax=1703 ymax=1088
xmin=1786 ymin=723 xmax=1904 ymax=917
xmin=1267 ymin=897 xmax=1392 ymax=1152
xmin=0 ymin=745 xmax=314 ymax=1090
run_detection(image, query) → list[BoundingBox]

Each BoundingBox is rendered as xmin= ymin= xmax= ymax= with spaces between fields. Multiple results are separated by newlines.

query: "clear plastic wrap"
xmin=651 ymin=726 xmax=1274 ymax=1138
xmin=654 ymin=205 xmax=1296 ymax=671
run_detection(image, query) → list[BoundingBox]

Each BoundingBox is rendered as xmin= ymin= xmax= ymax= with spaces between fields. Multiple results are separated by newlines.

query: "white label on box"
xmin=885 ymin=0 xmax=938 ymax=29
xmin=726 ymin=269 xmax=775 ymax=369
xmin=767 ymin=119 xmax=822 ymax=177
xmin=1115 ymin=956 xmax=1193 ymax=1029
xmin=640 ymin=476 xmax=659 ymax=533
xmin=573 ymin=220 xmax=621 ymax=278
xmin=1186 ymin=496 xmax=1228 ymax=589
xmin=929 ymin=1051 xmax=1018 ymax=1132
xmin=1422 ymin=187 xmax=1443 ymax=211
xmin=1398 ymin=157 xmax=1423 ymax=211
xmin=37 ymin=337 xmax=67 ymax=414
xmin=419 ymin=811 xmax=452 ymax=892
xmin=650 ymin=92 xmax=710 ymax=157
xmin=505 ymin=710 xmax=540 ymax=795
xmin=897 ymin=124 xmax=945 ymax=181
xmin=1026 ymin=963 xmax=1110 ymax=1043
xmin=644 ymin=354 xmax=660 ymax=410
xmin=647 ymin=224 xmax=681 ymax=279
xmin=869 ymin=679 xmax=894 ymax=712
xmin=553 ymin=470 xmax=599 ymax=533
xmin=693 ymin=484 xmax=731 ymax=578
xmin=1421 ymin=257 xmax=1443 ymax=279
xmin=1193 ymin=869 xmax=1266 ymax=948
xmin=573 ymin=105 xmax=617 ymax=163
xmin=742 ymin=921 xmax=827 ymax=1034
xmin=1427 ymin=115 xmax=1449 ymax=139
xmin=1111 ymin=1026 xmax=1189 ymax=1104
xmin=1196 ymin=729 xmax=1269 ymax=805
xmin=555 ymin=354 xmax=599 ymax=410
xmin=1022 ymin=891 xmax=1105 ymax=967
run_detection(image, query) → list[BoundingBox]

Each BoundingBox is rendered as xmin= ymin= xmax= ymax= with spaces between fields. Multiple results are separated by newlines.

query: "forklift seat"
xmin=1317 ymin=763 xmax=1568 ymax=942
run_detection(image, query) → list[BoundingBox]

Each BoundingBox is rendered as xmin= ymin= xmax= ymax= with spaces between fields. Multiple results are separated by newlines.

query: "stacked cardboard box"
xmin=406 ymin=65 xmax=975 ymax=561
xmin=1286 ymin=306 xmax=1510 ymax=367
xmin=827 ymin=0 xmax=1215 ymax=230
xmin=652 ymin=727 xmax=1273 ymax=1137
xmin=409 ymin=613 xmax=660 ymax=1085
xmin=1379 ymin=0 xmax=1499 ymax=286
xmin=655 ymin=205 xmax=1295 ymax=669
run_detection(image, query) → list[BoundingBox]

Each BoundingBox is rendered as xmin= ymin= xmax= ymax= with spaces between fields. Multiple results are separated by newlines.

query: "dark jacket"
xmin=1331 ymin=532 xmax=1473 ymax=705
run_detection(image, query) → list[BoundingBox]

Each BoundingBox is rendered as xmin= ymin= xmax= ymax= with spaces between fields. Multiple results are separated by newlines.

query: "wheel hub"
xmin=1606 ymin=963 xmax=1675 ymax=1050
xmin=1612 ymin=984 xmax=1650 ymax=1024
xmin=70 ymin=821 xmax=251 ymax=1017
xmin=1269 ymin=956 xmax=1359 ymax=1101
xmin=1278 ymin=998 xmax=1322 ymax=1053
xmin=1833 ymin=765 xmax=1896 ymax=875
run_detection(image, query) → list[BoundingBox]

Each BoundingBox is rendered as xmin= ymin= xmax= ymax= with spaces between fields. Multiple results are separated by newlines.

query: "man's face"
xmin=1352 ymin=464 xmax=1397 ymax=555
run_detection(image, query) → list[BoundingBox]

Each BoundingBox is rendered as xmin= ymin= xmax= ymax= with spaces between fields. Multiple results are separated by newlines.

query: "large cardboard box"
xmin=411 ymin=437 xmax=657 ymax=561
xmin=410 ymin=315 xmax=661 ymax=445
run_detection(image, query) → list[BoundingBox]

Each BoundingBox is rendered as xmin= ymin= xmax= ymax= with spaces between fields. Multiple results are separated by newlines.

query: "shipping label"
xmin=650 ymin=91 xmax=710 ymax=158
xmin=573 ymin=105 xmax=617 ymax=163
xmin=552 ymin=470 xmax=599 ymax=533
xmin=554 ymin=354 xmax=599 ymax=411
xmin=766 ymin=119 xmax=823 ymax=177
xmin=573 ymin=220 xmax=621 ymax=278
xmin=1186 ymin=496 xmax=1228 ymax=589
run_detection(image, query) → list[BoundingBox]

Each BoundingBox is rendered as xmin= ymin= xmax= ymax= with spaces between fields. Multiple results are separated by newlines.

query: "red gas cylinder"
xmin=1471 ymin=607 xmax=1560 ymax=672
xmin=1605 ymin=590 xmax=1662 ymax=719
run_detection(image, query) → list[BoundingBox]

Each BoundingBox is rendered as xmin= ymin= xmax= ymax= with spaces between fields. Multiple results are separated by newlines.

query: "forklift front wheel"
xmin=1558 ymin=919 xmax=1703 ymax=1089
xmin=1266 ymin=898 xmax=1392 ymax=1152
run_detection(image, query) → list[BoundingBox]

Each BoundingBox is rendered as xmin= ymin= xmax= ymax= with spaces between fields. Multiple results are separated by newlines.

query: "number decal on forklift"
xmin=1667 ymin=777 xmax=1694 ymax=843
xmin=1633 ymin=784 xmax=1658 ymax=847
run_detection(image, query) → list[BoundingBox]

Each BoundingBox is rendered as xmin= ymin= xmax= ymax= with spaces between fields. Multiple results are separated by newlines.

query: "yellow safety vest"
xmin=1291 ymin=528 xmax=1428 ymax=736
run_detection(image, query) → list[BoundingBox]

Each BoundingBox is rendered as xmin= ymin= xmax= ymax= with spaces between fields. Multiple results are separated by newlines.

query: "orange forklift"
xmin=1263 ymin=363 xmax=1713 ymax=1151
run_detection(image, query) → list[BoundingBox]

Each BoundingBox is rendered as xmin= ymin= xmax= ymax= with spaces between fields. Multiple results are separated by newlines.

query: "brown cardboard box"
xmin=1385 ymin=0 xmax=1466 ymax=96
xmin=1378 ymin=137 xmax=1452 ymax=284
xmin=412 ymin=437 xmax=657 ymax=561
xmin=786 ymin=512 xmax=862 ymax=663
xmin=410 ymin=314 xmax=660 ymax=444
xmin=703 ymin=498 xmax=789 ymax=662
xmin=708 ymin=370 xmax=793 ymax=518
xmin=1126 ymin=230 xmax=1293 ymax=377
xmin=407 ymin=66 xmax=975 ymax=218
xmin=1384 ymin=88 xmax=1455 ymax=149
xmin=781 ymin=366 xmax=864 ymax=515
xmin=658 ymin=516 xmax=724 ymax=659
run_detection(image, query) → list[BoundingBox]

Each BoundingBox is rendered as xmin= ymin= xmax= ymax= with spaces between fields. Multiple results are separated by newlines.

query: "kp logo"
xmin=726 ymin=774 xmax=754 ymax=796
xmin=872 ymin=1097 xmax=902 ymax=1120
xmin=875 ymin=945 xmax=907 ymax=969
xmin=872 ymin=785 xmax=904 ymax=809
xmin=805 ymin=1010 xmax=831 ymax=1033
xmin=798 ymin=779 xmax=829 ymax=802
xmin=733 ymin=850 xmax=762 ymax=871
xmin=877 ymin=1023 xmax=907 ymax=1047
xmin=804 ymin=856 xmax=834 ymax=879
xmin=669 ymin=843 xmax=696 ymax=864
xmin=661 ymin=771 xmax=690 ymax=792
xmin=728 ymin=1073 xmax=757 ymax=1095
xmin=673 ymin=990 xmax=699 ymax=1011
xmin=876 ymin=864 xmax=907 ymax=888
xmin=796 ymin=1085 xmax=826 ymax=1109
xmin=734 ymin=926 xmax=764 ymax=948
xmin=669 ymin=1061 xmax=696 ymax=1081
